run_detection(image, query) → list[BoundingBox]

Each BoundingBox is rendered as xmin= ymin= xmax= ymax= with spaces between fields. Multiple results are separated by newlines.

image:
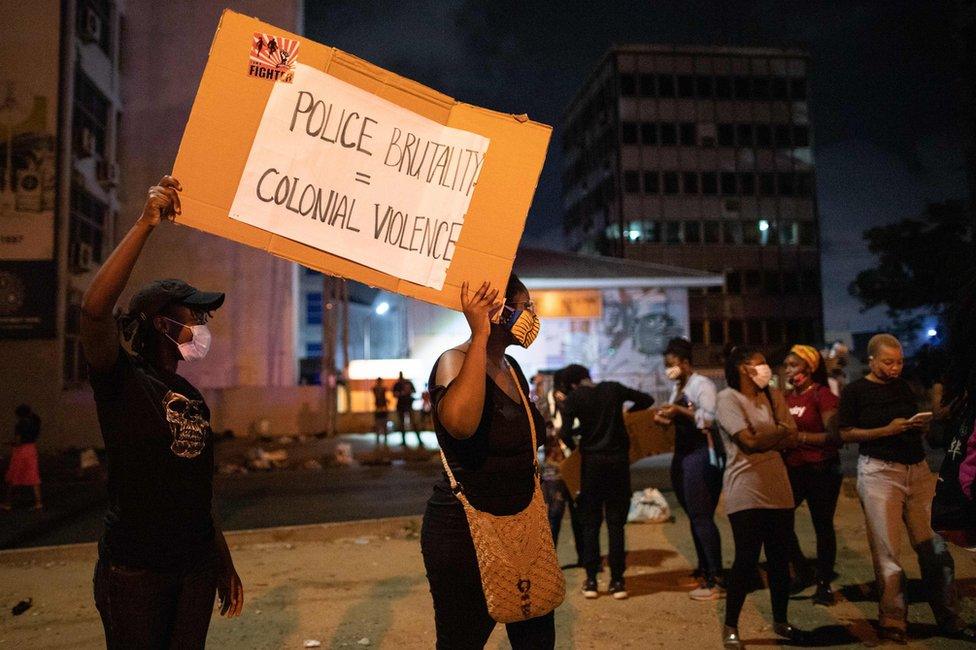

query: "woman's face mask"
xmin=500 ymin=304 xmax=540 ymax=348
xmin=665 ymin=365 xmax=683 ymax=381
xmin=161 ymin=317 xmax=212 ymax=362
xmin=748 ymin=363 xmax=773 ymax=389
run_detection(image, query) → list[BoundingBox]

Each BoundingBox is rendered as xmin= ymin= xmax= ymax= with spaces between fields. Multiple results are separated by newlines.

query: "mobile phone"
xmin=909 ymin=411 xmax=933 ymax=423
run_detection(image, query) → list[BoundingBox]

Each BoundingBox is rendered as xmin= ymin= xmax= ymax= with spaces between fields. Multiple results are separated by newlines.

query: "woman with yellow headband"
xmin=782 ymin=344 xmax=841 ymax=607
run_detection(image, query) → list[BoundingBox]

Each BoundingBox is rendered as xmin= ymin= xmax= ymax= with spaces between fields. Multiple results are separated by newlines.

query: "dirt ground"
xmin=0 ymin=480 xmax=974 ymax=649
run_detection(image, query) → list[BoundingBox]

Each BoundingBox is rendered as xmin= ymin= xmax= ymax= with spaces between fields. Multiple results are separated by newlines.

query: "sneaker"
xmin=812 ymin=582 xmax=835 ymax=606
xmin=582 ymin=578 xmax=598 ymax=599
xmin=689 ymin=583 xmax=725 ymax=601
xmin=608 ymin=579 xmax=628 ymax=600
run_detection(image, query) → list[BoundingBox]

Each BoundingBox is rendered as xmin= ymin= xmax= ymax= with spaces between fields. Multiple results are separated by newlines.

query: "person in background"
xmin=839 ymin=333 xmax=974 ymax=644
xmin=372 ymin=377 xmax=389 ymax=448
xmin=537 ymin=369 xmax=584 ymax=568
xmin=782 ymin=345 xmax=841 ymax=606
xmin=421 ymin=383 xmax=433 ymax=432
xmin=560 ymin=364 xmax=654 ymax=601
xmin=655 ymin=337 xmax=723 ymax=601
xmin=393 ymin=371 xmax=423 ymax=447
xmin=716 ymin=346 xmax=802 ymax=649
xmin=81 ymin=176 xmax=242 ymax=648
xmin=1 ymin=404 xmax=43 ymax=511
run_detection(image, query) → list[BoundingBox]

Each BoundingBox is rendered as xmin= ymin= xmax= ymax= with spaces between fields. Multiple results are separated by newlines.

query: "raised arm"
xmin=80 ymin=176 xmax=182 ymax=371
xmin=621 ymin=385 xmax=655 ymax=411
xmin=434 ymin=282 xmax=502 ymax=439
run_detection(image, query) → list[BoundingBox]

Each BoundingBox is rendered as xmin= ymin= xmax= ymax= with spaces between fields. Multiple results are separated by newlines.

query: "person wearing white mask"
xmin=655 ymin=338 xmax=724 ymax=600
xmin=715 ymin=346 xmax=801 ymax=649
xmin=81 ymin=176 xmax=243 ymax=648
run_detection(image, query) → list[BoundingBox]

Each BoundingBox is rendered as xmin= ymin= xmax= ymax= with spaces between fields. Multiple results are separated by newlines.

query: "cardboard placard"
xmin=172 ymin=10 xmax=551 ymax=308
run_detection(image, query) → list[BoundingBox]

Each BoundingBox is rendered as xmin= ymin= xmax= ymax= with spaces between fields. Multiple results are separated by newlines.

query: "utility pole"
xmin=322 ymin=274 xmax=338 ymax=435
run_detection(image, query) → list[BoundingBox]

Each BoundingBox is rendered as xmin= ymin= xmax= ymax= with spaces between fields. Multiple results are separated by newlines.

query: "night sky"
xmin=305 ymin=0 xmax=968 ymax=335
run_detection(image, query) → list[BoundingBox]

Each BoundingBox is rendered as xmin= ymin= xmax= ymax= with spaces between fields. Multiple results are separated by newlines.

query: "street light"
xmin=927 ymin=328 xmax=938 ymax=338
xmin=375 ymin=301 xmax=390 ymax=316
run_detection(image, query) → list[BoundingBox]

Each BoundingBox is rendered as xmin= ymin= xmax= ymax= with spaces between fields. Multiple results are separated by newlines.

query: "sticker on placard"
xmin=248 ymin=33 xmax=299 ymax=83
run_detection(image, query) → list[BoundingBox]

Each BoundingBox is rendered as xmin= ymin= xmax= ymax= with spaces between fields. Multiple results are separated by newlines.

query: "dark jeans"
xmin=670 ymin=446 xmax=723 ymax=582
xmin=578 ymin=453 xmax=630 ymax=581
xmin=93 ymin=556 xmax=217 ymax=649
xmin=421 ymin=501 xmax=556 ymax=649
xmin=541 ymin=477 xmax=585 ymax=564
xmin=725 ymin=508 xmax=794 ymax=628
xmin=786 ymin=460 xmax=843 ymax=583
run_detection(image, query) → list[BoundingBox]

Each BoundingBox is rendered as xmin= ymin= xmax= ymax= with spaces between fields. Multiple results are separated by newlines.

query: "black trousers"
xmin=421 ymin=501 xmax=556 ymax=649
xmin=725 ymin=508 xmax=794 ymax=628
xmin=541 ymin=477 xmax=585 ymax=564
xmin=578 ymin=453 xmax=631 ymax=581
xmin=93 ymin=556 xmax=217 ymax=650
xmin=786 ymin=460 xmax=843 ymax=582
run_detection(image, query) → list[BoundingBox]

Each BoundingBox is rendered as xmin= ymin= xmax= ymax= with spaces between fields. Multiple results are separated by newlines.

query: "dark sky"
xmin=305 ymin=0 xmax=968 ymax=334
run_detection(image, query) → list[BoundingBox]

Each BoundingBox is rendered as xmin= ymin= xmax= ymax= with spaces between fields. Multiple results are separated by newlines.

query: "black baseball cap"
xmin=127 ymin=279 xmax=224 ymax=320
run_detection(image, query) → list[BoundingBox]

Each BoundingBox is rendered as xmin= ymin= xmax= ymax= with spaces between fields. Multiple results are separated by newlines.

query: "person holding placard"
xmin=839 ymin=333 xmax=974 ymax=644
xmin=81 ymin=176 xmax=243 ymax=648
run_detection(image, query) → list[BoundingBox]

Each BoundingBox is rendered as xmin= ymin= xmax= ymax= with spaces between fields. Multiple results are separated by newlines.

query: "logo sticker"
xmin=248 ymin=33 xmax=299 ymax=83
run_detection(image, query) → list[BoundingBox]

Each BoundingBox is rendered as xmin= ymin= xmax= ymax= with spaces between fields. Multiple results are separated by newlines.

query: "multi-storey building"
xmin=562 ymin=45 xmax=823 ymax=366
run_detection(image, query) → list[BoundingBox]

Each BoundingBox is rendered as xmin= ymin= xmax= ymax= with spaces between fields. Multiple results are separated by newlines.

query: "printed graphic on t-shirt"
xmin=789 ymin=405 xmax=807 ymax=419
xmin=164 ymin=391 xmax=209 ymax=458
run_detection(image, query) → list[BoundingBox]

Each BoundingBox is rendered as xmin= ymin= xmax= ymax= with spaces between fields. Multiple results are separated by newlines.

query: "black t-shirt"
xmin=561 ymin=381 xmax=655 ymax=457
xmin=393 ymin=379 xmax=415 ymax=410
xmin=15 ymin=414 xmax=40 ymax=444
xmin=427 ymin=355 xmax=545 ymax=516
xmin=89 ymin=348 xmax=216 ymax=571
xmin=836 ymin=376 xmax=925 ymax=464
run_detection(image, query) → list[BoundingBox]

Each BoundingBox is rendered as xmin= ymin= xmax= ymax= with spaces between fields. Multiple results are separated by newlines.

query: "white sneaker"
xmin=689 ymin=584 xmax=725 ymax=601
xmin=582 ymin=578 xmax=599 ymax=599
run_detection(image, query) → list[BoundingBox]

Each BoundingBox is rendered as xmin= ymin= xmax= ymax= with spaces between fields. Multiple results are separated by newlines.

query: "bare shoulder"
xmin=434 ymin=346 xmax=468 ymax=388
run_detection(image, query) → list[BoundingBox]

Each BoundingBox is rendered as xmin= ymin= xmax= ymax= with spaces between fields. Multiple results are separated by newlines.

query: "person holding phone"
xmin=839 ymin=334 xmax=974 ymax=644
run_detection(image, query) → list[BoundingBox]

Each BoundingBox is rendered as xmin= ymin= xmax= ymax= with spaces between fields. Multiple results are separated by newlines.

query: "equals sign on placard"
xmin=354 ymin=172 xmax=371 ymax=185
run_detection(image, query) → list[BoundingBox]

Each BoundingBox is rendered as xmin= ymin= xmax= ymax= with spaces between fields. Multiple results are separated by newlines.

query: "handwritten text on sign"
xmin=229 ymin=62 xmax=491 ymax=289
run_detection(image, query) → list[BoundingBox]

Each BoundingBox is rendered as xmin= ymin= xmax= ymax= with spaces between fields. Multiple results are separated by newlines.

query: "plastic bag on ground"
xmin=627 ymin=487 xmax=671 ymax=523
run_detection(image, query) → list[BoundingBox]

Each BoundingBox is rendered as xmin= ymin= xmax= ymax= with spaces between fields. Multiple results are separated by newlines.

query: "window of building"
xmin=764 ymin=271 xmax=781 ymax=294
xmin=63 ymin=289 xmax=87 ymax=386
xmin=625 ymin=220 xmax=644 ymax=242
xmin=620 ymin=73 xmax=637 ymax=96
xmin=680 ymin=122 xmax=697 ymax=146
xmin=726 ymin=270 xmax=742 ymax=294
xmin=782 ymin=271 xmax=801 ymax=294
xmin=799 ymin=220 xmax=816 ymax=246
xmin=727 ymin=319 xmax=744 ymax=344
xmin=733 ymin=76 xmax=752 ymax=100
xmin=690 ymin=321 xmax=705 ymax=344
xmin=664 ymin=220 xmax=682 ymax=243
xmin=306 ymin=292 xmax=323 ymax=325
xmin=790 ymin=78 xmax=807 ymax=101
xmin=640 ymin=121 xmax=658 ymax=145
xmin=660 ymin=123 xmax=677 ymax=145
xmin=755 ymin=124 xmax=772 ymax=147
xmin=742 ymin=219 xmax=760 ymax=244
xmin=624 ymin=170 xmax=640 ymax=193
xmin=777 ymin=172 xmax=795 ymax=196
xmin=657 ymin=74 xmax=676 ymax=97
xmin=775 ymin=124 xmax=792 ymax=148
xmin=715 ymin=76 xmax=733 ymax=99
xmin=77 ymin=0 xmax=111 ymax=55
xmin=643 ymin=171 xmax=660 ymax=194
xmin=682 ymin=171 xmax=699 ymax=194
xmin=639 ymin=73 xmax=656 ymax=97
xmin=759 ymin=173 xmax=776 ymax=195
xmin=739 ymin=173 xmax=756 ymax=195
xmin=69 ymin=183 xmax=107 ymax=269
xmin=746 ymin=318 xmax=764 ymax=344
xmin=306 ymin=342 xmax=323 ymax=357
xmin=703 ymin=220 xmax=721 ymax=243
xmin=717 ymin=123 xmax=735 ymax=147
xmin=797 ymin=172 xmax=813 ymax=197
xmin=723 ymin=220 xmax=743 ymax=244
xmin=696 ymin=76 xmax=714 ymax=98
xmin=779 ymin=220 xmax=799 ymax=245
xmin=759 ymin=219 xmax=775 ymax=245
xmin=771 ymin=77 xmax=788 ymax=100
xmin=744 ymin=270 xmax=762 ymax=292
xmin=720 ymin=172 xmax=737 ymax=195
xmin=736 ymin=124 xmax=754 ymax=148
xmin=701 ymin=172 xmax=718 ymax=195
xmin=73 ymin=69 xmax=111 ymax=159
xmin=621 ymin=121 xmax=638 ymax=144
xmin=752 ymin=77 xmax=770 ymax=100
xmin=793 ymin=125 xmax=809 ymax=147
xmin=684 ymin=220 xmax=701 ymax=243
xmin=643 ymin=220 xmax=661 ymax=243
xmin=678 ymin=75 xmax=695 ymax=98
xmin=663 ymin=171 xmax=679 ymax=195
xmin=708 ymin=320 xmax=725 ymax=345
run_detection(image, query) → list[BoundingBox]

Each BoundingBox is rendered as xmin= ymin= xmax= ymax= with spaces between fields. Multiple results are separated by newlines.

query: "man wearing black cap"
xmin=81 ymin=176 xmax=243 ymax=648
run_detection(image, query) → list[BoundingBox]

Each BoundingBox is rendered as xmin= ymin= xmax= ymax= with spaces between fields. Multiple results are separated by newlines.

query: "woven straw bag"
xmin=438 ymin=365 xmax=566 ymax=623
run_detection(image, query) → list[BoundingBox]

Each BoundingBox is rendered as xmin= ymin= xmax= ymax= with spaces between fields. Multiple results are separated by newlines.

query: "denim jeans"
xmin=670 ymin=445 xmax=723 ymax=582
xmin=856 ymin=455 xmax=960 ymax=630
xmin=93 ymin=556 xmax=217 ymax=649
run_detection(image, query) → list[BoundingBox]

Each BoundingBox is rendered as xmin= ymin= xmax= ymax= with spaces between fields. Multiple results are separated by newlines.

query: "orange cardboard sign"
xmin=172 ymin=10 xmax=551 ymax=309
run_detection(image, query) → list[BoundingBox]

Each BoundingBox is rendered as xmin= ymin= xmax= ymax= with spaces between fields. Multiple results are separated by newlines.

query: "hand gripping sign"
xmin=173 ymin=10 xmax=551 ymax=309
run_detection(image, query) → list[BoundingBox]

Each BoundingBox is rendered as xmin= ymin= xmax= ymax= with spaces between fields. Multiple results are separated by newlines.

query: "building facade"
xmin=562 ymin=45 xmax=824 ymax=366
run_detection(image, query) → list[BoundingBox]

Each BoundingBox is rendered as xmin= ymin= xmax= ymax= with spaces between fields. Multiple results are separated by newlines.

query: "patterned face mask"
xmin=500 ymin=304 xmax=540 ymax=348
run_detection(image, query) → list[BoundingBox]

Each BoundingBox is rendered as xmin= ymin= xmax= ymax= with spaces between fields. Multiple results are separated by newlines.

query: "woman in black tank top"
xmin=420 ymin=274 xmax=552 ymax=649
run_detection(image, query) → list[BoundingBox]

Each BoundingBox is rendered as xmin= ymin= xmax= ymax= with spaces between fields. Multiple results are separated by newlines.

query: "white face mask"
xmin=162 ymin=317 xmax=212 ymax=362
xmin=665 ymin=365 xmax=682 ymax=381
xmin=750 ymin=363 xmax=773 ymax=389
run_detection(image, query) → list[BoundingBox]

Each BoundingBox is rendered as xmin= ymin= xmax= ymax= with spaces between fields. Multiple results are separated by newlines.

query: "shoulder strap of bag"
xmin=438 ymin=361 xmax=540 ymax=495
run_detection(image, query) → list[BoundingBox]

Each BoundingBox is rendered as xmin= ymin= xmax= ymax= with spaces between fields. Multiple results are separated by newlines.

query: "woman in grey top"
xmin=716 ymin=346 xmax=800 ymax=649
